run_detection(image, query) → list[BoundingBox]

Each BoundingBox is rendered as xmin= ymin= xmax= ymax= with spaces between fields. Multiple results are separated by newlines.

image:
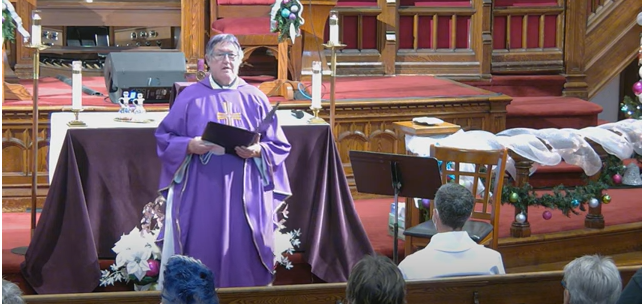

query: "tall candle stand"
xmin=322 ymin=42 xmax=346 ymax=132
xmin=11 ymin=43 xmax=49 ymax=256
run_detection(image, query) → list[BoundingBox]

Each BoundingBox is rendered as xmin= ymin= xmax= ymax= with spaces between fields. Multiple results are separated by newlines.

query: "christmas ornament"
xmin=281 ymin=8 xmax=291 ymax=18
xmin=542 ymin=211 xmax=552 ymax=220
xmin=602 ymin=194 xmax=611 ymax=204
xmin=612 ymin=173 xmax=622 ymax=184
xmin=633 ymin=81 xmax=642 ymax=96
xmin=571 ymin=199 xmax=580 ymax=208
xmin=637 ymin=11 xmax=642 ymax=26
xmin=509 ymin=192 xmax=519 ymax=203
xmin=421 ymin=199 xmax=431 ymax=209
xmin=589 ymin=198 xmax=600 ymax=208
xmin=290 ymin=5 xmax=299 ymax=12
xmin=282 ymin=0 xmax=290 ymax=3
xmin=289 ymin=13 xmax=296 ymax=20
xmin=515 ymin=213 xmax=526 ymax=224
xmin=146 ymin=259 xmax=160 ymax=277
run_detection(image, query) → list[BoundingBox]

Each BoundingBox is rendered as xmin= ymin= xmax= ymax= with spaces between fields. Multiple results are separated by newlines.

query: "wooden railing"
xmin=21 ymin=266 xmax=642 ymax=304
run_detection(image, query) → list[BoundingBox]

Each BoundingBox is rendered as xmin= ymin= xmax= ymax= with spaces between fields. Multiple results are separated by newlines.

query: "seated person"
xmin=563 ymin=255 xmax=622 ymax=304
xmin=345 ymin=255 xmax=405 ymax=304
xmin=161 ymin=255 xmax=219 ymax=304
xmin=616 ymin=267 xmax=642 ymax=304
xmin=398 ymin=183 xmax=505 ymax=279
xmin=2 ymin=279 xmax=25 ymax=304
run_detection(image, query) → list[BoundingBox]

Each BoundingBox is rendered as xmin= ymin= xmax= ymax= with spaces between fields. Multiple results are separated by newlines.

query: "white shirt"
xmin=398 ymin=231 xmax=506 ymax=280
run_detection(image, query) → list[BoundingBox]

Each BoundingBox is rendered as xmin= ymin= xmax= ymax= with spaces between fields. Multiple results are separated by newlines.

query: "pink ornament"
xmin=282 ymin=0 xmax=290 ymax=3
xmin=146 ymin=259 xmax=160 ymax=277
xmin=613 ymin=173 xmax=622 ymax=184
xmin=633 ymin=81 xmax=642 ymax=96
xmin=542 ymin=210 xmax=552 ymax=220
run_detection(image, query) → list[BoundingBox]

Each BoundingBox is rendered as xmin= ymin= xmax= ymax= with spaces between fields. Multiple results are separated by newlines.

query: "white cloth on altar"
xmin=48 ymin=110 xmax=312 ymax=184
xmin=398 ymin=231 xmax=505 ymax=280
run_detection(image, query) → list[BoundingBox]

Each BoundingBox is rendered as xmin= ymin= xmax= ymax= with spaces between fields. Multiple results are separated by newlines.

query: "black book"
xmin=202 ymin=103 xmax=280 ymax=155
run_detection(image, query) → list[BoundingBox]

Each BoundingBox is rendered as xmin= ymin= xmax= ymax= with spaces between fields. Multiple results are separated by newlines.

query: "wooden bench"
xmin=22 ymin=265 xmax=640 ymax=304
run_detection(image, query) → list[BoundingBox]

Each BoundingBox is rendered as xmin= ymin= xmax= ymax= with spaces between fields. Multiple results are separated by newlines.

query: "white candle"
xmin=72 ymin=61 xmax=83 ymax=110
xmin=31 ymin=12 xmax=41 ymax=46
xmin=329 ymin=12 xmax=339 ymax=45
xmin=312 ymin=61 xmax=322 ymax=109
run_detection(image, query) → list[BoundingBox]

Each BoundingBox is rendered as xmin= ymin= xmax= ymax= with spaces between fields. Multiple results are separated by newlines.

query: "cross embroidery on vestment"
xmin=217 ymin=102 xmax=242 ymax=125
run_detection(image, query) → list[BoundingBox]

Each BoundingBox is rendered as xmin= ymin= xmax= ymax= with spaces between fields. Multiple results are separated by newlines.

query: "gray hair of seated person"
xmin=161 ymin=255 xmax=218 ymax=304
xmin=563 ymin=255 xmax=622 ymax=304
xmin=434 ymin=182 xmax=475 ymax=230
xmin=205 ymin=34 xmax=244 ymax=62
xmin=2 ymin=279 xmax=25 ymax=304
xmin=346 ymin=255 xmax=406 ymax=304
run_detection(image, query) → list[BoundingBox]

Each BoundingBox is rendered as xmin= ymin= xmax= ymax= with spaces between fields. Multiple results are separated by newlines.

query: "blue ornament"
xmin=281 ymin=9 xmax=291 ymax=18
xmin=571 ymin=199 xmax=580 ymax=208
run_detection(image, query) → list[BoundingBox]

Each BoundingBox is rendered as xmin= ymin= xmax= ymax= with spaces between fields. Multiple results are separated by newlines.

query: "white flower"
xmin=126 ymin=251 xmax=151 ymax=282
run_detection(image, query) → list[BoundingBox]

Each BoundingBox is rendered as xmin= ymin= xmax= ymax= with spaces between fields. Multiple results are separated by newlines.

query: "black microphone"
xmin=55 ymin=74 xmax=104 ymax=96
xmin=291 ymin=110 xmax=304 ymax=119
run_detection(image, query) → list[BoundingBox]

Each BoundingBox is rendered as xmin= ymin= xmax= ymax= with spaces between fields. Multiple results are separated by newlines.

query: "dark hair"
xmin=434 ymin=182 xmax=474 ymax=229
xmin=161 ymin=255 xmax=218 ymax=304
xmin=346 ymin=255 xmax=406 ymax=304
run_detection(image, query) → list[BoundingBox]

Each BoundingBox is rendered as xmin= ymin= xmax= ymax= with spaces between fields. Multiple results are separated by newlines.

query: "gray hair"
xmin=205 ymin=34 xmax=244 ymax=60
xmin=563 ymin=255 xmax=622 ymax=304
xmin=346 ymin=255 xmax=406 ymax=304
xmin=434 ymin=182 xmax=474 ymax=230
xmin=2 ymin=279 xmax=25 ymax=304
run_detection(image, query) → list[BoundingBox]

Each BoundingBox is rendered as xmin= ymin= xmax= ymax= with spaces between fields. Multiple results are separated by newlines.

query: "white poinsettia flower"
xmin=126 ymin=251 xmax=151 ymax=281
xmin=112 ymin=227 xmax=143 ymax=254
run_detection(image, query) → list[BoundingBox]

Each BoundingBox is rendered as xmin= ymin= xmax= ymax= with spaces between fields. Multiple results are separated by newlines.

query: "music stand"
xmin=349 ymin=150 xmax=442 ymax=264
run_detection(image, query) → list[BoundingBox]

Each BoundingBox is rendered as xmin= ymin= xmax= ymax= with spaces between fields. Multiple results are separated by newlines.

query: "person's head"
xmin=433 ymin=182 xmax=474 ymax=231
xmin=205 ymin=34 xmax=244 ymax=86
xmin=161 ymin=255 xmax=218 ymax=304
xmin=345 ymin=255 xmax=406 ymax=304
xmin=2 ymin=279 xmax=25 ymax=304
xmin=562 ymin=255 xmax=622 ymax=304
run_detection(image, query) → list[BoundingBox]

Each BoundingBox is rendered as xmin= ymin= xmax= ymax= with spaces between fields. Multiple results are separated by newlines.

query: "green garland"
xmin=500 ymin=155 xmax=626 ymax=217
xmin=2 ymin=9 xmax=16 ymax=43
xmin=271 ymin=0 xmax=303 ymax=42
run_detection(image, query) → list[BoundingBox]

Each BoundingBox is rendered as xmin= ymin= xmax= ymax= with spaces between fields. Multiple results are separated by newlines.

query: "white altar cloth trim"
xmin=48 ymin=110 xmax=316 ymax=184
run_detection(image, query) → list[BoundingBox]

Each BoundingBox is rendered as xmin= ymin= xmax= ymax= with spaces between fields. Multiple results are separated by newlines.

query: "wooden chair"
xmin=403 ymin=144 xmax=508 ymax=254
xmin=209 ymin=0 xmax=296 ymax=99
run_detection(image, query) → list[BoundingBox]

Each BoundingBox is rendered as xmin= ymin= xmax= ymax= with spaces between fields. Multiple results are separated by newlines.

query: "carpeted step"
xmin=506 ymin=96 xmax=602 ymax=129
xmin=462 ymin=75 xmax=566 ymax=97
xmin=528 ymin=162 xmax=586 ymax=188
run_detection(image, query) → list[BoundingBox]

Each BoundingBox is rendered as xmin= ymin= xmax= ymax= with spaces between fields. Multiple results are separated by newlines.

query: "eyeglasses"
xmin=212 ymin=52 xmax=238 ymax=61
xmin=561 ymin=280 xmax=567 ymax=289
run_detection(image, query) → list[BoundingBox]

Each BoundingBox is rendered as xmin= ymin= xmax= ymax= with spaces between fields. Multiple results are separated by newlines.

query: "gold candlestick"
xmin=308 ymin=106 xmax=325 ymax=124
xmin=68 ymin=108 xmax=87 ymax=127
xmin=323 ymin=43 xmax=346 ymax=134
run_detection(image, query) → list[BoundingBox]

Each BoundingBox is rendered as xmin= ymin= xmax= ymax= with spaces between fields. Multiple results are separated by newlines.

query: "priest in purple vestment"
xmin=155 ymin=34 xmax=292 ymax=288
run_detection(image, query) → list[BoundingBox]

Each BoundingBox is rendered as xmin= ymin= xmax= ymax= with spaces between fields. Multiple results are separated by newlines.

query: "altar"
xmin=22 ymin=111 xmax=374 ymax=294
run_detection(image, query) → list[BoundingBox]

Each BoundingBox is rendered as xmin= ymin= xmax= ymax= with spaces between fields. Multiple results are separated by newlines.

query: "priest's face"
xmin=208 ymin=41 xmax=241 ymax=86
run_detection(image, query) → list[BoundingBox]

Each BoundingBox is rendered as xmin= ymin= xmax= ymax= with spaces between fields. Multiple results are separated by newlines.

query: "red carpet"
xmin=4 ymin=187 xmax=640 ymax=294
xmin=2 ymin=75 xmax=487 ymax=106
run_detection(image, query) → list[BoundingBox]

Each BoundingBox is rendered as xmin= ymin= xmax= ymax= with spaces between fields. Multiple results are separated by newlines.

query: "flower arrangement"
xmin=100 ymin=201 xmax=165 ymax=291
xmin=2 ymin=1 xmax=17 ymax=43
xmin=273 ymin=204 xmax=301 ymax=269
xmin=270 ymin=0 xmax=305 ymax=43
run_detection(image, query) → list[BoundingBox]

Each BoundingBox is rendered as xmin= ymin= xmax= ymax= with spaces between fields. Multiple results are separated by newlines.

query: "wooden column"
xmin=562 ymin=0 xmax=588 ymax=99
xmin=379 ymin=0 xmax=397 ymax=75
xmin=12 ymin=0 xmax=37 ymax=79
xmin=585 ymin=139 xmax=607 ymax=229
xmin=509 ymin=150 xmax=533 ymax=238
xmin=473 ymin=0 xmax=492 ymax=79
xmin=181 ymin=0 xmax=208 ymax=74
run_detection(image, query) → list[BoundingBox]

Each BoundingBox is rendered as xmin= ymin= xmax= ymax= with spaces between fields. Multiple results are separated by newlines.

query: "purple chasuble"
xmin=155 ymin=78 xmax=291 ymax=287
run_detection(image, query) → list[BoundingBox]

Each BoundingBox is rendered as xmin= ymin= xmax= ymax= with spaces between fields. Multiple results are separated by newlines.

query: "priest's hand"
xmin=188 ymin=137 xmax=224 ymax=155
xmin=235 ymin=144 xmax=262 ymax=159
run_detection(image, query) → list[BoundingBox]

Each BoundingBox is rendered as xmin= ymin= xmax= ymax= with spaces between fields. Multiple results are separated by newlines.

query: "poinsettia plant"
xmin=270 ymin=0 xmax=305 ymax=43
xmin=99 ymin=201 xmax=164 ymax=290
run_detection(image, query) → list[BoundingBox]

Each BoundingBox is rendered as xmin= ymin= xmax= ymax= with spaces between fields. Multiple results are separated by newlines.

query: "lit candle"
xmin=31 ymin=11 xmax=41 ymax=46
xmin=329 ymin=11 xmax=339 ymax=45
xmin=311 ymin=61 xmax=322 ymax=109
xmin=72 ymin=61 xmax=83 ymax=110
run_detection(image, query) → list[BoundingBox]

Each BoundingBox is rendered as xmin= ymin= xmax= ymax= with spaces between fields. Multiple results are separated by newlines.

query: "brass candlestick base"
xmin=308 ymin=107 xmax=326 ymax=124
xmin=67 ymin=109 xmax=87 ymax=127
